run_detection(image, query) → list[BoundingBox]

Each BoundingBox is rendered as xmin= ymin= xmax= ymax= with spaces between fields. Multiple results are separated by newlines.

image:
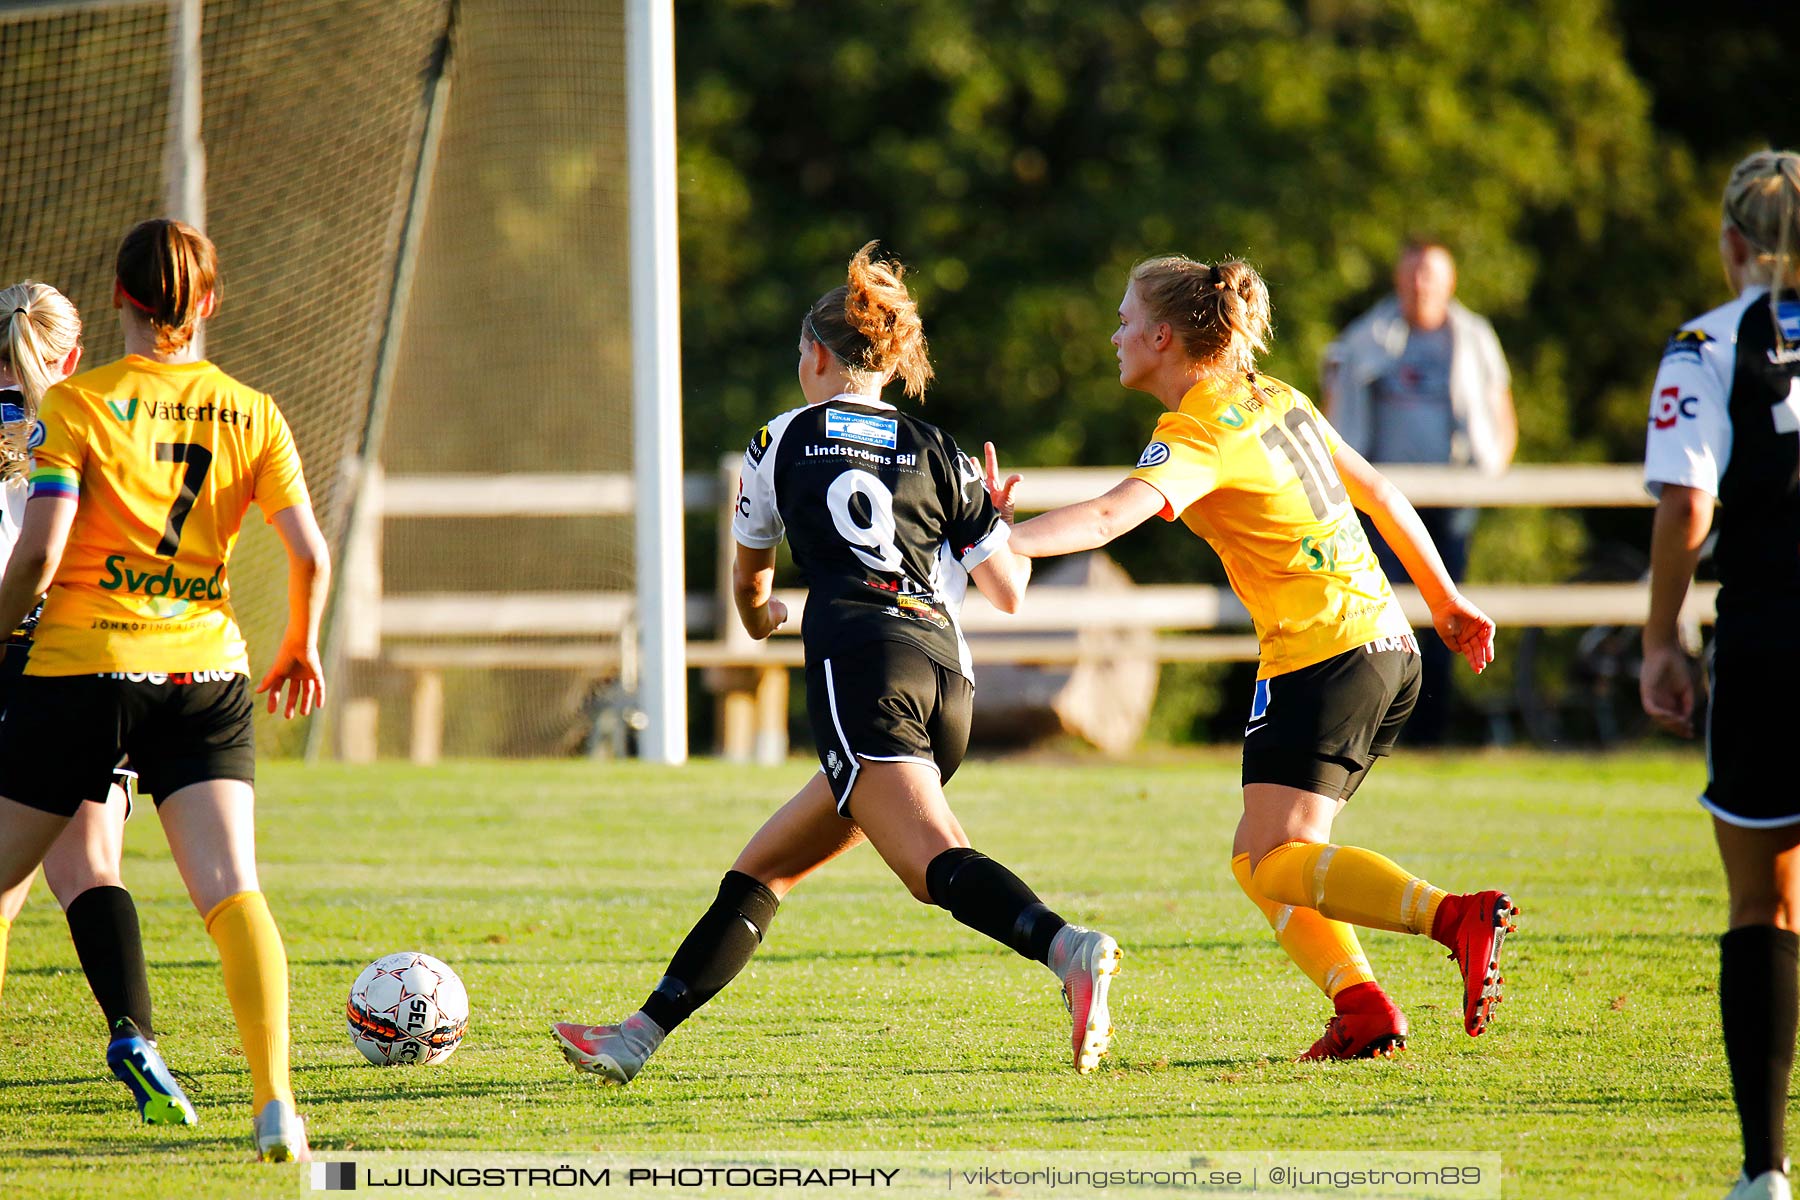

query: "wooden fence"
xmin=337 ymin=460 xmax=1710 ymax=763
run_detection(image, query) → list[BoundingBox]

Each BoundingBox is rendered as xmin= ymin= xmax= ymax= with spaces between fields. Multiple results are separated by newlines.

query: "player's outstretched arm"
xmin=0 ymin=493 xmax=76 ymax=637
xmin=258 ymin=502 xmax=330 ymax=718
xmin=1334 ymin=443 xmax=1495 ymax=674
xmin=732 ymin=543 xmax=788 ymax=641
xmin=1007 ymin=478 xmax=1163 ymax=560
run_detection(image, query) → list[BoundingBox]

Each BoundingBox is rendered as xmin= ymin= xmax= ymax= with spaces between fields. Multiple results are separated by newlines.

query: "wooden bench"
xmin=337 ymin=460 xmax=1708 ymax=764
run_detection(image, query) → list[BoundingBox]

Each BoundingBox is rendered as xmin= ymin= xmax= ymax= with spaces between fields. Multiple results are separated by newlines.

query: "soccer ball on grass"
xmin=346 ymin=951 xmax=469 ymax=1066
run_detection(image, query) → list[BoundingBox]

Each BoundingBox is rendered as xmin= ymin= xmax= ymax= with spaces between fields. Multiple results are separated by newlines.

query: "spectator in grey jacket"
xmin=1322 ymin=239 xmax=1515 ymax=743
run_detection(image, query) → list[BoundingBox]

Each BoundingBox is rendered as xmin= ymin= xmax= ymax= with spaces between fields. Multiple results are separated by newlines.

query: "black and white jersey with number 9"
xmin=732 ymin=394 xmax=1009 ymax=680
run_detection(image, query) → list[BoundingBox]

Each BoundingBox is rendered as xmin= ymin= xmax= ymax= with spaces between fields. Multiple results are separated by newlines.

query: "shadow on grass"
xmin=9 ymin=960 xmax=227 ymax=977
xmin=286 ymin=1078 xmax=551 ymax=1104
xmin=748 ymin=937 xmax=1251 ymax=967
xmin=2 ymin=1064 xmax=237 ymax=1092
xmin=1 ymin=1133 xmax=248 ymax=1159
xmin=1519 ymin=931 xmax=1721 ymax=947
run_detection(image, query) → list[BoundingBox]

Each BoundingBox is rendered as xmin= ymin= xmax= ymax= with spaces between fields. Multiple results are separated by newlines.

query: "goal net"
xmin=376 ymin=0 xmax=636 ymax=757
xmin=0 ymin=0 xmax=638 ymax=758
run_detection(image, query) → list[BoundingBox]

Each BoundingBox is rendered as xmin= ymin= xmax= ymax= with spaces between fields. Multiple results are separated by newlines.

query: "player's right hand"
xmin=978 ymin=441 xmax=1022 ymax=524
xmin=257 ymin=640 xmax=327 ymax=718
xmin=1432 ymin=592 xmax=1495 ymax=674
xmin=1639 ymin=642 xmax=1696 ymax=737
xmin=745 ymin=597 xmax=788 ymax=640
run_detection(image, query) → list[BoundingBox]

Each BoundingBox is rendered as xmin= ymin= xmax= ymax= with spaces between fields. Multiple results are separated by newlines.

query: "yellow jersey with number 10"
xmin=1128 ymin=372 xmax=1410 ymax=680
xmin=25 ymin=355 xmax=310 ymax=676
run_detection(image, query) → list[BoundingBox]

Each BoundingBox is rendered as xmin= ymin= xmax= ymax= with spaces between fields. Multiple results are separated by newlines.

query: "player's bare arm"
xmin=969 ymin=540 xmax=1029 ymax=614
xmin=258 ymin=502 xmax=331 ymax=718
xmin=1334 ymin=442 xmax=1495 ymax=673
xmin=1006 ymin=475 xmax=1164 ymax=560
xmin=732 ymin=542 xmax=787 ymax=640
xmin=0 ymin=493 xmax=76 ymax=637
xmin=1640 ymin=483 xmax=1713 ymax=737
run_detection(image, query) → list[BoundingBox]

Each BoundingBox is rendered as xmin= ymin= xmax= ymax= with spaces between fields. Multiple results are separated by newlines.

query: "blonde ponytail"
xmin=1723 ymin=149 xmax=1800 ymax=355
xmin=0 ymin=280 xmax=82 ymax=482
xmin=1130 ymin=255 xmax=1272 ymax=376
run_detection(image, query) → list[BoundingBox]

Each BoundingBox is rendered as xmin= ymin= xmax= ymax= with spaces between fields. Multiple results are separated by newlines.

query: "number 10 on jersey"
xmin=1260 ymin=408 xmax=1346 ymax=520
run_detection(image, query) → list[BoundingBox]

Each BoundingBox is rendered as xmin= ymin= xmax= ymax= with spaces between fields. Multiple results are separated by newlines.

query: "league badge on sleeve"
xmin=27 ymin=420 xmax=45 ymax=451
xmin=1136 ymin=441 xmax=1171 ymax=469
xmin=745 ymin=425 xmax=773 ymax=466
xmin=1661 ymin=328 xmax=1713 ymax=363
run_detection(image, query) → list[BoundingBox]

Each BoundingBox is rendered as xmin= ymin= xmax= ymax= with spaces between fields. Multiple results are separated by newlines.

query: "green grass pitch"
xmin=0 ymin=751 xmax=1740 ymax=1197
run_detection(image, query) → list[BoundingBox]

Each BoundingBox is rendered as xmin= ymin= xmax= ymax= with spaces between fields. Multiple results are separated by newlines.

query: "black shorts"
xmin=1242 ymin=636 xmax=1422 ymax=801
xmin=0 ymin=670 xmax=255 ymax=818
xmin=805 ymin=640 xmax=973 ymax=818
xmin=1704 ymin=625 xmax=1795 ymax=827
xmin=0 ymin=647 xmax=139 ymax=814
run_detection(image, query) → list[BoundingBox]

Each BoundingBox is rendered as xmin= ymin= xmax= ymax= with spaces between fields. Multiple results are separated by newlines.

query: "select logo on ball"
xmin=346 ymin=951 xmax=468 ymax=1066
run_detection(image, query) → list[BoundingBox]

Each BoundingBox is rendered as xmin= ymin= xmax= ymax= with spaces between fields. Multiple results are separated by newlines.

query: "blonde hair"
xmin=1130 ymin=255 xmax=1271 ymax=376
xmin=801 ymin=241 xmax=934 ymax=399
xmin=116 ymin=217 xmax=218 ymax=355
xmin=1723 ymin=149 xmax=1800 ymax=353
xmin=0 ymin=280 xmax=82 ymax=482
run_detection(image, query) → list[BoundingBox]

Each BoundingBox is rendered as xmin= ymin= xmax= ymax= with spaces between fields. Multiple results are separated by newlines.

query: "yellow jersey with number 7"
xmin=1128 ymin=372 xmax=1410 ymax=679
xmin=24 ymin=355 xmax=310 ymax=675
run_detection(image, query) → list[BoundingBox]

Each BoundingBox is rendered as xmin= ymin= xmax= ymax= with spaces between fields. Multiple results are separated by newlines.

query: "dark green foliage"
xmin=672 ymin=3 xmax=1783 ymax=739
xmin=675 ymin=0 xmax=1761 ymax=492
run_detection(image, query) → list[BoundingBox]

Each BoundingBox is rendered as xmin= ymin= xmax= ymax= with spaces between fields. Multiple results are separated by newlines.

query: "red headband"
xmin=117 ymin=280 xmax=158 ymax=314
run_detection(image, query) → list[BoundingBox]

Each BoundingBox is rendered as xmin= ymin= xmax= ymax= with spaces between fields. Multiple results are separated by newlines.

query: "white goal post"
xmin=627 ymin=0 xmax=687 ymax=764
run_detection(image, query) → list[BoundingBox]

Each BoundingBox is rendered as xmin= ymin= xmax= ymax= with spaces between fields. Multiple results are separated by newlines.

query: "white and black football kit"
xmin=1645 ymin=286 xmax=1800 ymax=827
xmin=733 ymin=394 xmax=1010 ymax=814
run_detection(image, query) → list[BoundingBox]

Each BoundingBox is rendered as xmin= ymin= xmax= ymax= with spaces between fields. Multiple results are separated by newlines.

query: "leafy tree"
xmin=671 ymin=0 xmax=1787 ymax=740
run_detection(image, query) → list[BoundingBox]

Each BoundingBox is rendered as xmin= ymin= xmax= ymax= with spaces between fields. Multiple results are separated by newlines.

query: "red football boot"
xmin=1431 ymin=890 xmax=1519 ymax=1036
xmin=1300 ymin=981 xmax=1408 ymax=1060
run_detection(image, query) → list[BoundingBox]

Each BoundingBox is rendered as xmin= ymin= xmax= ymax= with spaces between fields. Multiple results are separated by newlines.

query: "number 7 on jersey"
xmin=155 ymin=441 xmax=213 ymax=555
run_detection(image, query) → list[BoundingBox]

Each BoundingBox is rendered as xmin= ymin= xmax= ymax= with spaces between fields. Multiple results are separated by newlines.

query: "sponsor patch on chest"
xmin=1779 ymin=301 xmax=1800 ymax=343
xmin=826 ymin=410 xmax=898 ymax=449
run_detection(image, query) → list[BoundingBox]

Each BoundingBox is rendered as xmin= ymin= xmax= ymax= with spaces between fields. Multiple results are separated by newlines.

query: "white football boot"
xmin=1047 ymin=924 xmax=1123 ymax=1074
xmin=1727 ymin=1169 xmax=1793 ymax=1200
xmin=552 ymin=1011 xmax=666 ymax=1084
xmin=253 ymin=1098 xmax=309 ymax=1163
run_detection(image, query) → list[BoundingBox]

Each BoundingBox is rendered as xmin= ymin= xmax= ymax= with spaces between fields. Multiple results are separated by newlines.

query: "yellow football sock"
xmin=1232 ymin=852 xmax=1374 ymax=998
xmin=0 ymin=914 xmax=10 ymax=1001
xmin=1252 ymin=840 xmax=1446 ymax=936
xmin=205 ymin=891 xmax=293 ymax=1110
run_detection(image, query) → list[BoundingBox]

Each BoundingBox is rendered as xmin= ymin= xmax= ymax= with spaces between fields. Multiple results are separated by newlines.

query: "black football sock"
xmin=64 ymin=886 xmax=154 ymax=1042
xmin=639 ymin=871 xmax=779 ymax=1034
xmin=1722 ymin=925 xmax=1800 ymax=1178
xmin=925 ymin=847 xmax=1066 ymax=965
